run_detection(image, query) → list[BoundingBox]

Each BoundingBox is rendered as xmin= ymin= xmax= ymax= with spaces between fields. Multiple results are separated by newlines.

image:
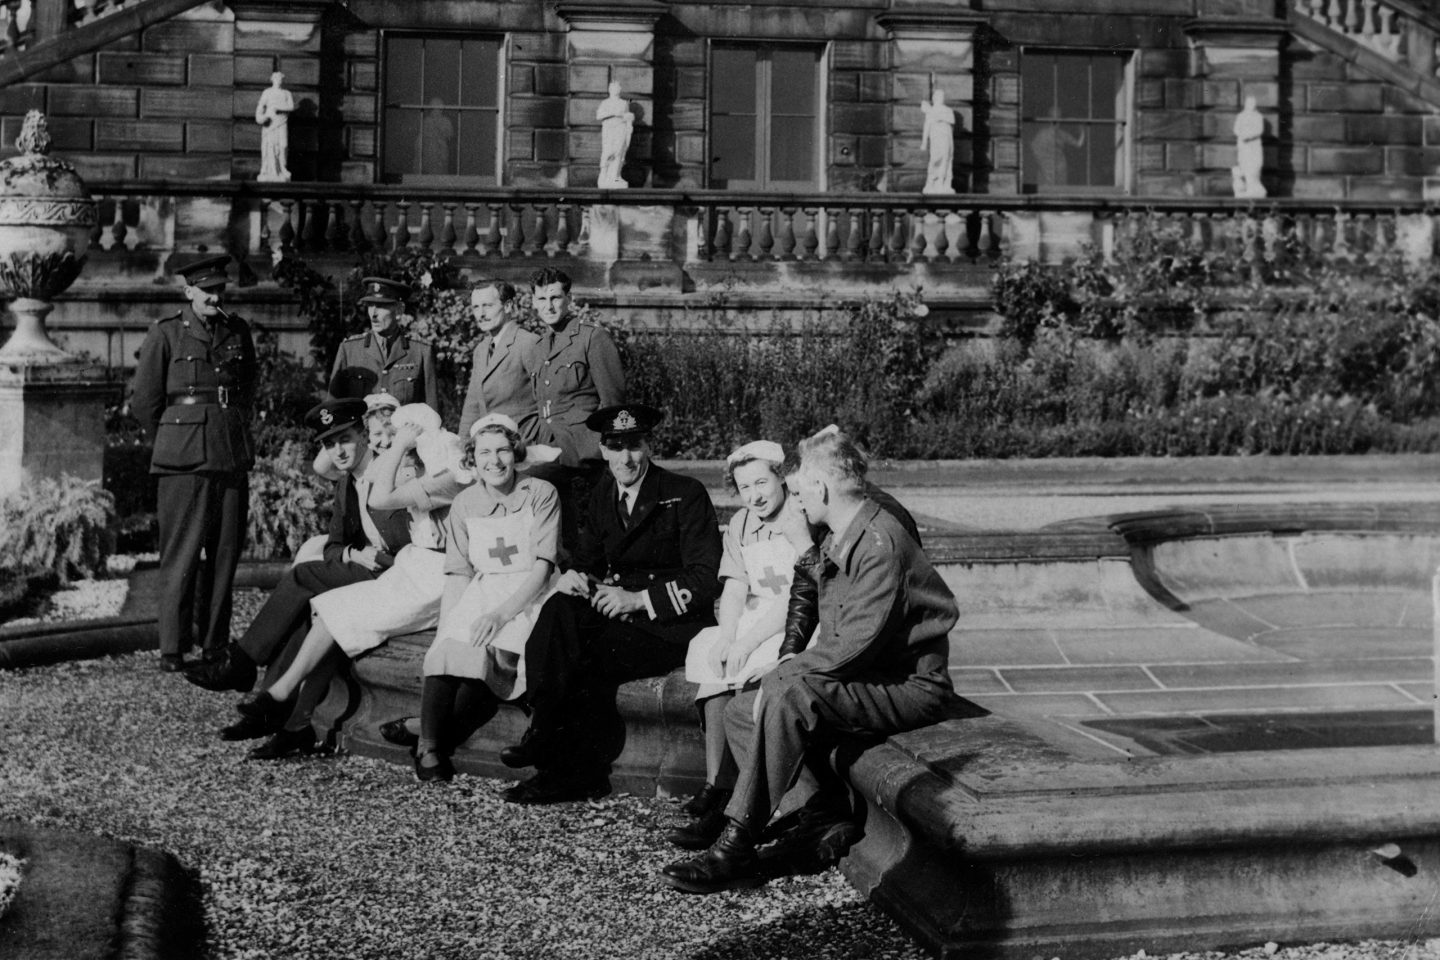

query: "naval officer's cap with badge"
xmin=586 ymin=403 xmax=664 ymax=446
xmin=305 ymin=397 xmax=368 ymax=442
xmin=357 ymin=276 xmax=409 ymax=306
xmin=176 ymin=253 xmax=232 ymax=291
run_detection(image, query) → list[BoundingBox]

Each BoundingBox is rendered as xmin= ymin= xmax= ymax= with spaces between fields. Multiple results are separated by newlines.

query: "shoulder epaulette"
xmin=155 ymin=312 xmax=182 ymax=327
xmin=341 ymin=333 xmax=367 ymax=343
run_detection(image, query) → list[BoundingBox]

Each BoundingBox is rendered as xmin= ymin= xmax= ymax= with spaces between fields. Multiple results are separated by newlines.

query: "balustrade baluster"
xmin=774 ymin=208 xmax=794 ymax=260
xmin=917 ymin=209 xmax=937 ymax=262
xmin=711 ymin=208 xmax=730 ymax=260
xmin=843 ymin=209 xmax=863 ymax=262
xmin=977 ymin=211 xmax=995 ymax=260
xmin=89 ymin=196 xmax=105 ymax=249
xmin=483 ymin=204 xmax=502 ymax=257
xmin=462 ymin=203 xmax=481 ymax=258
xmin=526 ymin=204 xmax=548 ymax=257
xmin=4 ymin=2 xmax=21 ymax=51
xmin=348 ymin=200 xmax=368 ymax=252
xmin=888 ymin=212 xmax=908 ymax=262
xmin=868 ymin=213 xmax=885 ymax=261
xmin=438 ymin=203 xmax=458 ymax=258
xmin=801 ymin=208 xmax=820 ymax=261
xmin=415 ymin=202 xmax=433 ymax=253
xmin=1326 ymin=0 xmax=1341 ymax=30
xmin=257 ymin=200 xmax=270 ymax=258
xmin=1332 ymin=209 xmax=1351 ymax=258
xmin=370 ymin=201 xmax=388 ymax=251
xmin=734 ymin=208 xmax=753 ymax=261
xmin=994 ymin=212 xmax=1012 ymax=260
xmin=277 ymin=200 xmax=296 ymax=256
xmin=756 ymin=208 xmax=775 ymax=260
xmin=1261 ymin=212 xmax=1281 ymax=264
xmin=552 ymin=204 xmax=571 ymax=257
xmin=823 ymin=207 xmax=840 ymax=260
xmin=393 ymin=201 xmax=412 ymax=253
xmin=948 ymin=210 xmax=968 ymax=263
xmin=933 ymin=211 xmax=951 ymax=263
xmin=300 ymin=198 xmax=323 ymax=253
xmin=575 ymin=207 xmax=592 ymax=256
xmin=327 ymin=201 xmax=347 ymax=252
xmin=507 ymin=204 xmax=526 ymax=257
xmin=1346 ymin=0 xmax=1362 ymax=34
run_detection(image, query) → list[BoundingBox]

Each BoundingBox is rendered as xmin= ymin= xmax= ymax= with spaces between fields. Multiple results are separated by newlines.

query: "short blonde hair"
xmin=797 ymin=427 xmax=867 ymax=497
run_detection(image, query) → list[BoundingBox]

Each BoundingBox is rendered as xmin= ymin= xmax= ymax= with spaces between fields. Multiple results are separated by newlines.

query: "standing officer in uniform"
xmin=329 ymin=276 xmax=438 ymax=408
xmin=132 ymin=253 xmax=257 ymax=672
xmin=500 ymin=403 xmax=722 ymax=805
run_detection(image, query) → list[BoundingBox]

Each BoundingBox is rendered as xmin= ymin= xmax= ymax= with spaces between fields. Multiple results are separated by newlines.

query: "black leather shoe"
xmin=680 ymin=783 xmax=731 ymax=818
xmin=159 ymin=654 xmax=186 ymax=673
xmin=380 ymin=718 xmax=420 ymax=750
xmin=236 ymin=690 xmax=289 ymax=725
xmin=661 ymin=821 xmax=763 ymax=894
xmin=183 ymin=648 xmax=256 ymax=693
xmin=220 ymin=715 xmax=275 ymax=741
xmin=499 ymin=729 xmax=550 ymax=769
xmin=414 ymin=750 xmax=454 ymax=783
xmin=666 ymin=805 xmax=730 ymax=851
xmin=501 ymin=770 xmax=610 ymax=805
xmin=764 ymin=803 xmax=861 ymax=869
xmin=247 ymin=727 xmax=318 ymax=761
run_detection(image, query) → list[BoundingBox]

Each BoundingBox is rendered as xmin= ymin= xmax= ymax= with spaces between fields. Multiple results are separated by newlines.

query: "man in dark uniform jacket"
xmin=184 ymin=399 xmax=412 ymax=725
xmin=329 ymin=276 xmax=438 ymax=408
xmin=131 ymin=254 xmax=257 ymax=672
xmin=662 ymin=428 xmax=959 ymax=894
xmin=501 ymin=403 xmax=722 ymax=805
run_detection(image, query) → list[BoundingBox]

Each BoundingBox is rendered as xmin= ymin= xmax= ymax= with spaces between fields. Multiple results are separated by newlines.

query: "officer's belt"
xmin=169 ymin=389 xmax=228 ymax=406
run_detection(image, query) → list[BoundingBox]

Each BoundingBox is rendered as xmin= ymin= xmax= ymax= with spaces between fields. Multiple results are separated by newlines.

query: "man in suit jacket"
xmin=131 ymin=254 xmax=257 ymax=671
xmin=457 ymin=279 xmax=541 ymax=440
xmin=662 ymin=427 xmax=959 ymax=894
xmin=183 ymin=398 xmax=412 ymax=715
xmin=501 ymin=403 xmax=722 ymax=805
xmin=329 ymin=277 xmax=438 ymax=408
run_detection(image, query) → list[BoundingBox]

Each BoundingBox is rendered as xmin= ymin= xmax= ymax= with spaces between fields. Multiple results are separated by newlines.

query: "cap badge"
xmin=615 ymin=409 xmax=637 ymax=431
xmin=320 ymin=408 xmax=334 ymax=426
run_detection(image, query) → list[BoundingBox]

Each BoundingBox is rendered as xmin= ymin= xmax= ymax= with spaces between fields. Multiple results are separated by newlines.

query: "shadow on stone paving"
xmin=686 ymin=899 xmax=919 ymax=960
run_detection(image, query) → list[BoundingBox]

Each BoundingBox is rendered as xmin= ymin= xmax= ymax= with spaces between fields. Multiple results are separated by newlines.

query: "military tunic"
xmin=132 ymin=307 xmax=258 ymax=659
xmin=530 ymin=318 xmax=625 ymax=465
xmin=330 ymin=331 xmax=438 ymax=408
xmin=457 ymin=323 xmax=542 ymax=440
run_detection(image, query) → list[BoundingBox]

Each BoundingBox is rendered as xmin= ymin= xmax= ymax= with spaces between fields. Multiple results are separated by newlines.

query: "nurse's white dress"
xmin=310 ymin=465 xmax=465 ymax=657
xmin=684 ymin=506 xmax=797 ymax=699
xmin=423 ymin=476 xmax=560 ymax=701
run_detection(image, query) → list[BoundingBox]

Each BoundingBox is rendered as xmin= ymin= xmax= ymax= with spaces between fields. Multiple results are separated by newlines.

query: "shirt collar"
xmin=475 ymin=475 xmax=534 ymax=515
xmin=822 ymin=499 xmax=882 ymax=571
xmin=617 ymin=462 xmax=650 ymax=500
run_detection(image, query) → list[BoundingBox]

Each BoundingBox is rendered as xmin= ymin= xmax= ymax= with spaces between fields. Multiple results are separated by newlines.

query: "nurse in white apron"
xmin=391 ymin=413 xmax=561 ymax=783
xmin=673 ymin=440 xmax=807 ymax=849
xmin=235 ymin=403 xmax=470 ymax=749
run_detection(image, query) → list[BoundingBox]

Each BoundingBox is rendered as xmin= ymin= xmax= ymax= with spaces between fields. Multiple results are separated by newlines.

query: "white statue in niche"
xmin=1231 ymin=95 xmax=1267 ymax=199
xmin=255 ymin=71 xmax=294 ymax=183
xmin=597 ymin=81 xmax=634 ymax=189
xmin=919 ymin=88 xmax=956 ymax=195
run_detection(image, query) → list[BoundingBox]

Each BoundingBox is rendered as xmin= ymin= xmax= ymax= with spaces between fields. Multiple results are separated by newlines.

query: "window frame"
xmin=378 ymin=31 xmax=508 ymax=187
xmin=1018 ymin=47 xmax=1134 ymax=196
xmin=705 ymin=40 xmax=828 ymax=193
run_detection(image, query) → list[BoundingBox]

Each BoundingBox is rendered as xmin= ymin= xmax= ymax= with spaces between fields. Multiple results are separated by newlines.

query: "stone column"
xmin=875 ymin=11 xmax=987 ymax=194
xmin=1183 ymin=18 xmax=1287 ymax=197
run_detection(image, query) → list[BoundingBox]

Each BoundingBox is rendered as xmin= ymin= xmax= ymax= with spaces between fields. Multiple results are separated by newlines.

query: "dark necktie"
xmin=345 ymin=475 xmax=361 ymax=540
xmin=486 ymin=338 xmax=495 ymax=364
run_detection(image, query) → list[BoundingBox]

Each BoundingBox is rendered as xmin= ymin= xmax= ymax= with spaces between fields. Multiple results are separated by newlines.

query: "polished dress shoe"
xmin=661 ymin=821 xmax=763 ymax=894
xmin=499 ymin=729 xmax=550 ymax=769
xmin=247 ymin=727 xmax=318 ymax=760
xmin=680 ymin=783 xmax=731 ymax=818
xmin=236 ymin=690 xmax=289 ymax=725
xmin=765 ymin=802 xmax=861 ymax=869
xmin=666 ymin=805 xmax=730 ymax=851
xmin=414 ymin=750 xmax=454 ymax=783
xmin=501 ymin=770 xmax=609 ymax=805
xmin=379 ymin=718 xmax=420 ymax=750
xmin=159 ymin=654 xmax=186 ymax=673
xmin=183 ymin=647 xmax=256 ymax=693
xmin=220 ymin=715 xmax=275 ymax=741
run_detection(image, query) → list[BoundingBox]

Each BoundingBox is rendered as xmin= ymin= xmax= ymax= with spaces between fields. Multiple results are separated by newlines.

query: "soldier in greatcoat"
xmin=131 ymin=254 xmax=258 ymax=671
xmin=329 ymin=276 xmax=438 ymax=408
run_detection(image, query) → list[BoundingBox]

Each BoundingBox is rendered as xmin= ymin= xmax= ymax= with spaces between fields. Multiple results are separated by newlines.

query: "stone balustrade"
xmin=1293 ymin=0 xmax=1440 ymax=76
xmin=82 ymin=181 xmax=1440 ymax=271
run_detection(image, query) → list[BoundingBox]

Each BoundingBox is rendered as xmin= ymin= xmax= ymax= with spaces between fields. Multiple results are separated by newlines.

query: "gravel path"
xmin=5 ymin=597 xmax=1440 ymax=959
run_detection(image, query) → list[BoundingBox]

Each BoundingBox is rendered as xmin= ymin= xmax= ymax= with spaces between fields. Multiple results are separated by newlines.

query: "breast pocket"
xmin=152 ymin=405 xmax=208 ymax=470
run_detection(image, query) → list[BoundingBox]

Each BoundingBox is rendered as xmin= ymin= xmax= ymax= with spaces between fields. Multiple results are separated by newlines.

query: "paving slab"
xmin=1052 ymin=625 xmax=1289 ymax=664
xmin=997 ymin=664 xmax=1161 ymax=693
xmin=1095 ymin=682 xmax=1417 ymax=716
xmin=1249 ymin=625 xmax=1432 ymax=660
xmin=1148 ymin=658 xmax=1433 ymax=689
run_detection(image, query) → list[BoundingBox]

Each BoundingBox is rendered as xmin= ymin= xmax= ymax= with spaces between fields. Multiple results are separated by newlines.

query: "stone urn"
xmin=0 ymin=109 xmax=97 ymax=363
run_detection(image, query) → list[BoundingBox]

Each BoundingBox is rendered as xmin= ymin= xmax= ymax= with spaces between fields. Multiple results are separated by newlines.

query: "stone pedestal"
xmin=0 ymin=361 xmax=116 ymax=498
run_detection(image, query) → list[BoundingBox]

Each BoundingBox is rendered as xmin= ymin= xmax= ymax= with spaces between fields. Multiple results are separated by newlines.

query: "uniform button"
xmin=648 ymin=574 xmax=655 ymax=581
xmin=545 ymin=380 xmax=551 ymax=385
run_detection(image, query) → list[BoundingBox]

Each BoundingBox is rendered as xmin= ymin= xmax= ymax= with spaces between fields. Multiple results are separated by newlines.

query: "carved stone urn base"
xmin=0 ymin=351 xmax=116 ymax=498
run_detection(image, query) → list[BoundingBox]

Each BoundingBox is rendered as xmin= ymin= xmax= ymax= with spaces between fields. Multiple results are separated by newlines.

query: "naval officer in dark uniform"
xmin=500 ymin=403 xmax=722 ymax=805
xmin=131 ymin=254 xmax=257 ymax=671
xmin=329 ymin=276 xmax=438 ymax=408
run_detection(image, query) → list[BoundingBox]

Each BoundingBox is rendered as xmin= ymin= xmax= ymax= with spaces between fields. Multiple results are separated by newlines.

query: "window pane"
xmin=1090 ymin=122 xmax=1120 ymax=187
xmin=1056 ymin=66 xmax=1088 ymax=120
xmin=770 ymin=115 xmax=814 ymax=182
xmin=423 ymin=38 xmax=461 ymax=107
xmin=710 ymin=114 xmax=756 ymax=184
xmin=462 ymin=39 xmax=499 ymax=108
xmin=387 ymin=38 xmax=423 ymax=106
xmin=384 ymin=107 xmax=421 ymax=175
xmin=712 ymin=47 xmax=757 ymax=115
xmin=458 ymin=110 xmax=497 ymax=178
xmin=420 ymin=107 xmax=458 ymax=175
xmin=1090 ymin=57 xmax=1122 ymax=120
xmin=1023 ymin=123 xmax=1057 ymax=188
xmin=771 ymin=48 xmax=817 ymax=116
xmin=1058 ymin=122 xmax=1087 ymax=185
xmin=1022 ymin=53 xmax=1054 ymax=118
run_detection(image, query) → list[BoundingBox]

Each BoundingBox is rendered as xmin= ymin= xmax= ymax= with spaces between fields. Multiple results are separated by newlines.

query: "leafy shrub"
xmin=0 ymin=475 xmax=116 ymax=585
xmin=247 ymin=440 xmax=332 ymax=560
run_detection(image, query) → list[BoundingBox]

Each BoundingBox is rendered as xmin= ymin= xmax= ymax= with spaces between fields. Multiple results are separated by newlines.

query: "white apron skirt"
xmin=685 ymin=534 xmax=796 ymax=699
xmin=423 ymin=509 xmax=555 ymax=700
xmin=312 ymin=544 xmax=447 ymax=657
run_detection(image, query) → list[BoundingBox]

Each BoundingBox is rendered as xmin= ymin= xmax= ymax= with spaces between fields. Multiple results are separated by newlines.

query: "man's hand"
xmin=591 ymin=584 xmax=646 ymax=619
xmin=555 ymin=569 xmax=594 ymax=598
xmin=349 ymin=546 xmax=382 ymax=572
